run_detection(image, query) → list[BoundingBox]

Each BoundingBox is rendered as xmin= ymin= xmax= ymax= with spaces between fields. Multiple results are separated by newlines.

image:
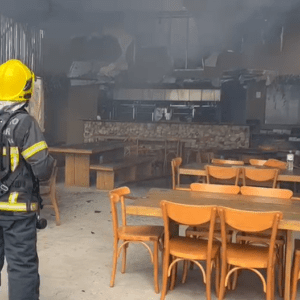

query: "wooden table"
xmin=126 ymin=188 xmax=300 ymax=300
xmin=49 ymin=141 xmax=124 ymax=187
xmin=178 ymin=162 xmax=300 ymax=184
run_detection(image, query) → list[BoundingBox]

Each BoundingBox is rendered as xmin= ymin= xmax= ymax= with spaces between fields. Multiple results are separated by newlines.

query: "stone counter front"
xmin=83 ymin=121 xmax=250 ymax=149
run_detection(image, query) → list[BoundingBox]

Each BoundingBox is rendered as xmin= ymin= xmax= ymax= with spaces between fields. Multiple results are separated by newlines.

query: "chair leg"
xmin=182 ymin=260 xmax=189 ymax=284
xmin=215 ymin=255 xmax=220 ymax=298
xmin=278 ymin=244 xmax=284 ymax=298
xmin=50 ymin=187 xmax=61 ymax=226
xmin=170 ymin=256 xmax=177 ymax=290
xmin=160 ymin=252 xmax=170 ymax=300
xmin=291 ymin=254 xmax=300 ymax=300
xmin=266 ymin=266 xmax=275 ymax=300
xmin=160 ymin=243 xmax=164 ymax=267
xmin=121 ymin=243 xmax=128 ymax=274
xmin=272 ymin=267 xmax=276 ymax=300
xmin=218 ymin=260 xmax=227 ymax=300
xmin=227 ymin=265 xmax=232 ymax=290
xmin=231 ymin=268 xmax=239 ymax=290
xmin=206 ymin=260 xmax=212 ymax=300
xmin=153 ymin=241 xmax=159 ymax=294
xmin=270 ymin=267 xmax=275 ymax=300
xmin=110 ymin=238 xmax=119 ymax=287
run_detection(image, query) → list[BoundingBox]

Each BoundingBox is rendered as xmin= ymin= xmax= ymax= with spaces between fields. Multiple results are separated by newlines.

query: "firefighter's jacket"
xmin=0 ymin=109 xmax=54 ymax=213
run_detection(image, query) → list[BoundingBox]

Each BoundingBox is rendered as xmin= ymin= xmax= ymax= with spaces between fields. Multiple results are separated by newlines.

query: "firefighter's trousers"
xmin=0 ymin=212 xmax=39 ymax=300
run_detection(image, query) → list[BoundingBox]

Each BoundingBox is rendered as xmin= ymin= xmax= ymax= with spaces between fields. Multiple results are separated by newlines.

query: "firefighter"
xmin=0 ymin=59 xmax=54 ymax=300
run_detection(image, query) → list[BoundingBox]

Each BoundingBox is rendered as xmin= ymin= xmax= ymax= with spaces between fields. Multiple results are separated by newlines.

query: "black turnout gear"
xmin=0 ymin=108 xmax=54 ymax=300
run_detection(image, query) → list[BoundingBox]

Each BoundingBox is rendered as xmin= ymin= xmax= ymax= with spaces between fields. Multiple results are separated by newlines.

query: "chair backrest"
xmin=205 ymin=165 xmax=240 ymax=185
xmin=211 ymin=158 xmax=244 ymax=166
xmin=249 ymin=159 xmax=267 ymax=166
xmin=218 ymin=207 xmax=282 ymax=269
xmin=264 ymin=159 xmax=287 ymax=170
xmin=190 ymin=183 xmax=240 ymax=194
xmin=242 ymin=167 xmax=279 ymax=188
xmin=241 ymin=186 xmax=293 ymax=199
xmin=171 ymin=157 xmax=182 ymax=190
xmin=109 ymin=187 xmax=131 ymax=235
xmin=160 ymin=200 xmax=217 ymax=261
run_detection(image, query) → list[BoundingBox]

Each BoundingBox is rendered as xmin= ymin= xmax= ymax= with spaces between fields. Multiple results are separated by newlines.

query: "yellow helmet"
xmin=0 ymin=59 xmax=35 ymax=102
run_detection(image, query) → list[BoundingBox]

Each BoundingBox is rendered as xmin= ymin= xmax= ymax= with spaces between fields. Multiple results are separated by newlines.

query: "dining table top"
xmin=126 ymin=188 xmax=300 ymax=231
xmin=48 ymin=141 xmax=125 ymax=155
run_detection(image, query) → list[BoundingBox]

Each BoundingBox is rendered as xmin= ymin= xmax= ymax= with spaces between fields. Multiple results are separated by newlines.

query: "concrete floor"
xmin=0 ymin=178 xmax=297 ymax=300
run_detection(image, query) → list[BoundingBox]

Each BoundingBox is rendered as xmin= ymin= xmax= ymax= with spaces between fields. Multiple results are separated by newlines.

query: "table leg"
xmin=65 ymin=154 xmax=75 ymax=186
xmin=74 ymin=154 xmax=90 ymax=187
xmin=285 ymin=230 xmax=293 ymax=300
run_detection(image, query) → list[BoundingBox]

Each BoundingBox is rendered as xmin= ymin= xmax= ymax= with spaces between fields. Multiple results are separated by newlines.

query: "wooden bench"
xmin=90 ymin=156 xmax=155 ymax=190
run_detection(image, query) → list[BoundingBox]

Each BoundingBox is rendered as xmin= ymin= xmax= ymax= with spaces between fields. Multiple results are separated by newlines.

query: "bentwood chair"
xmin=160 ymin=201 xmax=220 ymax=300
xmin=264 ymin=159 xmax=287 ymax=170
xmin=184 ymin=183 xmax=240 ymax=284
xmin=249 ymin=159 xmax=267 ymax=166
xmin=211 ymin=158 xmax=244 ymax=166
xmin=218 ymin=207 xmax=282 ymax=300
xmin=171 ymin=157 xmax=191 ymax=190
xmin=242 ymin=167 xmax=279 ymax=188
xmin=40 ymin=160 xmax=60 ymax=225
xmin=205 ymin=165 xmax=241 ymax=186
xmin=240 ymin=186 xmax=293 ymax=199
xmin=186 ymin=183 xmax=239 ymax=240
xmin=239 ymin=186 xmax=293 ymax=297
xmin=189 ymin=183 xmax=240 ymax=194
xmin=109 ymin=187 xmax=164 ymax=293
xmin=291 ymin=239 xmax=300 ymax=300
xmin=186 ymin=184 xmax=240 ymax=237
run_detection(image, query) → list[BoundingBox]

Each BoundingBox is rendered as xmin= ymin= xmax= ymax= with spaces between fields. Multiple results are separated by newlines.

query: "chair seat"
xmin=118 ymin=225 xmax=164 ymax=241
xmin=169 ymin=236 xmax=220 ymax=260
xmin=226 ymin=243 xmax=273 ymax=269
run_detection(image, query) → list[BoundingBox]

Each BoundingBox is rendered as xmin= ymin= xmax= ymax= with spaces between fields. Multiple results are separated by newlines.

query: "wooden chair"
xmin=242 ymin=167 xmax=279 ymax=188
xmin=187 ymin=184 xmax=240 ymax=237
xmin=249 ymin=159 xmax=267 ymax=166
xmin=40 ymin=161 xmax=60 ymax=226
xmin=240 ymin=186 xmax=292 ymax=297
xmin=109 ymin=187 xmax=164 ymax=294
xmin=184 ymin=183 xmax=240 ymax=283
xmin=211 ymin=158 xmax=244 ymax=166
xmin=171 ymin=157 xmax=190 ymax=190
xmin=160 ymin=200 xmax=220 ymax=300
xmin=205 ymin=165 xmax=241 ymax=186
xmin=264 ymin=159 xmax=287 ymax=170
xmin=190 ymin=183 xmax=240 ymax=194
xmin=241 ymin=186 xmax=293 ymax=199
xmin=218 ymin=207 xmax=282 ymax=300
xmin=291 ymin=239 xmax=300 ymax=300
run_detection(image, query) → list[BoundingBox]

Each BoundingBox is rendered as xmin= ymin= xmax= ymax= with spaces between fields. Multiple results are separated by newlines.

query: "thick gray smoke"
xmin=1 ymin=0 xmax=300 ymax=72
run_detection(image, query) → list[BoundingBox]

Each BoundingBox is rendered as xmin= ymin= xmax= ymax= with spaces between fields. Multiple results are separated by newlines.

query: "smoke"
xmin=182 ymin=0 xmax=295 ymax=56
xmin=2 ymin=0 xmax=300 ymax=73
